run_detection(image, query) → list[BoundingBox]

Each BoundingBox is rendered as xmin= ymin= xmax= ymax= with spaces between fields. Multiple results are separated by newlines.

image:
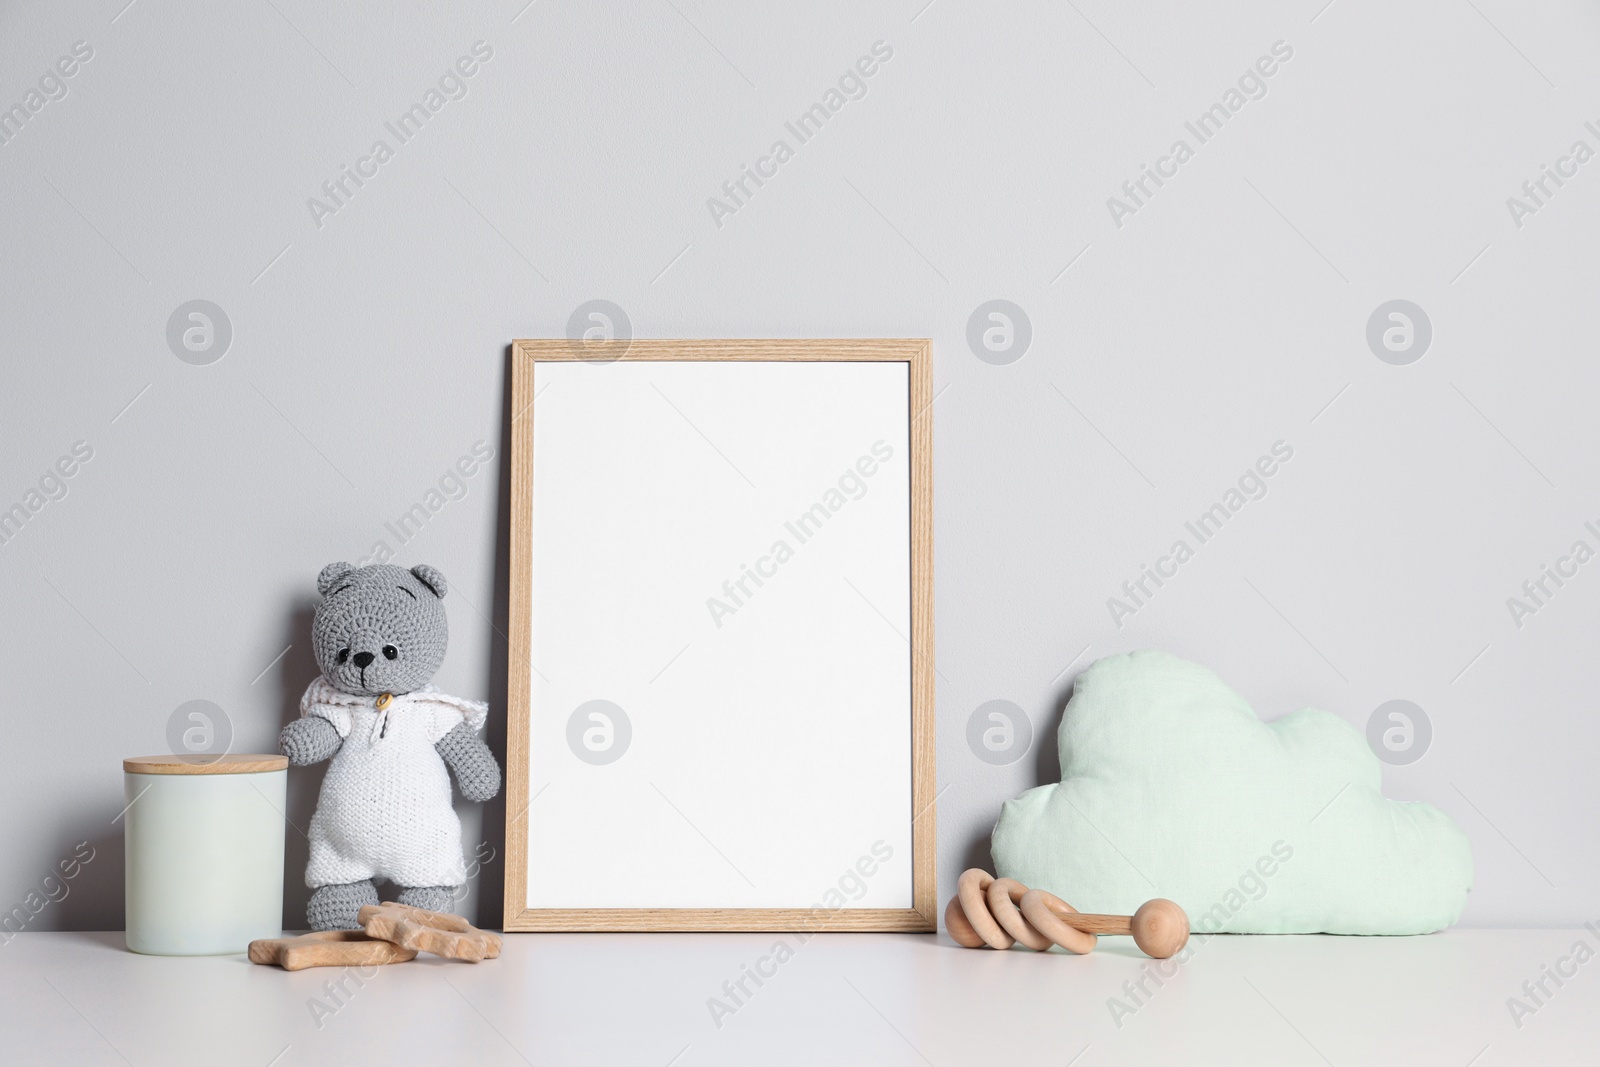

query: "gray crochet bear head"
xmin=312 ymin=562 xmax=449 ymax=696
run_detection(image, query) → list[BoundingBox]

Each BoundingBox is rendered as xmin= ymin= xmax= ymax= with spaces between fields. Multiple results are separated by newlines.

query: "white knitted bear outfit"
xmin=301 ymin=676 xmax=488 ymax=889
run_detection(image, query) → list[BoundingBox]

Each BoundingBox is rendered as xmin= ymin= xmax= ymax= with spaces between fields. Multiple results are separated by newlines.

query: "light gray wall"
xmin=2 ymin=0 xmax=1595 ymax=931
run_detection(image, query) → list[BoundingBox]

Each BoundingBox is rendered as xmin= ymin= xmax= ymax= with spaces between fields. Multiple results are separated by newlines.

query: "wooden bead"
xmin=1130 ymin=898 xmax=1189 ymax=959
xmin=944 ymin=893 xmax=987 ymax=948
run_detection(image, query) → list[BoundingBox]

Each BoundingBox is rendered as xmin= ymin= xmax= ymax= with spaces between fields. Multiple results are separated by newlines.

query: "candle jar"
xmin=123 ymin=754 xmax=287 ymax=955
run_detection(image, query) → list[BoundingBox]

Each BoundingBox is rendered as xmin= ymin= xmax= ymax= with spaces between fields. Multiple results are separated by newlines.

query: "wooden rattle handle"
xmin=1052 ymin=912 xmax=1133 ymax=935
xmin=1041 ymin=896 xmax=1191 ymax=959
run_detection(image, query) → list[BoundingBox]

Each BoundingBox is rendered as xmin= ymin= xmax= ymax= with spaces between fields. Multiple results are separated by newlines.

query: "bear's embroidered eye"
xmin=336 ymin=648 xmax=350 ymax=664
xmin=382 ymin=645 xmax=398 ymax=660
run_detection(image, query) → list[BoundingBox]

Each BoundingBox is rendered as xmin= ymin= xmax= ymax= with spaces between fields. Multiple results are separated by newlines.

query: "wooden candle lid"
xmin=123 ymin=754 xmax=289 ymax=775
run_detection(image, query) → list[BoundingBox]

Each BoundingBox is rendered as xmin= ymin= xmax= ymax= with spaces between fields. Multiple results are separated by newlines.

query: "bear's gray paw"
xmin=435 ymin=720 xmax=502 ymax=802
xmin=307 ymin=880 xmax=378 ymax=931
xmin=280 ymin=717 xmax=342 ymax=766
xmin=395 ymin=885 xmax=458 ymax=913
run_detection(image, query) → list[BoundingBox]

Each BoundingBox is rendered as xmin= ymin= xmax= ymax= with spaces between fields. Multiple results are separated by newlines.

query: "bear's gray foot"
xmin=395 ymin=885 xmax=458 ymax=913
xmin=308 ymin=880 xmax=378 ymax=931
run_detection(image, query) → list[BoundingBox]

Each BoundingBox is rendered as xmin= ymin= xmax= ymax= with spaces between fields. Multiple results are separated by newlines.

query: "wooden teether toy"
xmin=945 ymin=869 xmax=1189 ymax=959
xmin=248 ymin=930 xmax=418 ymax=971
xmin=358 ymin=902 xmax=503 ymax=962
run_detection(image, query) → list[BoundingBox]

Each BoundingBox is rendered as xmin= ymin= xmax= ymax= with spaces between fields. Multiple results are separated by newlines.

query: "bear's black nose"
xmin=352 ymin=651 xmax=375 ymax=668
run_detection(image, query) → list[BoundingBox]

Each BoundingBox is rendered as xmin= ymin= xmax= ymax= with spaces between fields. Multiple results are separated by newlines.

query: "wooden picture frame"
xmin=504 ymin=339 xmax=935 ymax=932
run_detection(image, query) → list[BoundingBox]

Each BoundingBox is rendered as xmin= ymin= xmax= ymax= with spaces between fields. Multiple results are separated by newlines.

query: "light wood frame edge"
xmin=503 ymin=338 xmax=936 ymax=932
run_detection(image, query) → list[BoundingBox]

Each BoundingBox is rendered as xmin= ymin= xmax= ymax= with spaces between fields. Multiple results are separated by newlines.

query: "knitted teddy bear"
xmin=279 ymin=561 xmax=502 ymax=931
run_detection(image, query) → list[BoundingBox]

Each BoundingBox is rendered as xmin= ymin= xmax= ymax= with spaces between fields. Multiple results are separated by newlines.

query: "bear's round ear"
xmin=317 ymin=562 xmax=355 ymax=596
xmin=411 ymin=564 xmax=447 ymax=598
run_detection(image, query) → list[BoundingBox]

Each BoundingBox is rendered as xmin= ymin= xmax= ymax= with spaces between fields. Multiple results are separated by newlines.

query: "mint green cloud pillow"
xmin=991 ymin=651 xmax=1471 ymax=934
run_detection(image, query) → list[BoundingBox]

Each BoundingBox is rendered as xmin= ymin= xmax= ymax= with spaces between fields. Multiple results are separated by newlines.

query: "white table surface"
xmin=1 ymin=929 xmax=1594 ymax=1066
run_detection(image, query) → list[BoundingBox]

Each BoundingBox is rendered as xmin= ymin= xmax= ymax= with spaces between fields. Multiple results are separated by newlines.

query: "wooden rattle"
xmin=358 ymin=902 xmax=503 ymax=963
xmin=248 ymin=930 xmax=418 ymax=971
xmin=945 ymin=869 xmax=1190 ymax=959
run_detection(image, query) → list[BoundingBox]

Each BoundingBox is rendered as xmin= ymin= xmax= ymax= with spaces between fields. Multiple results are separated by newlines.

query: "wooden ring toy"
xmin=985 ymin=877 xmax=1054 ymax=951
xmin=949 ymin=868 xmax=1012 ymax=949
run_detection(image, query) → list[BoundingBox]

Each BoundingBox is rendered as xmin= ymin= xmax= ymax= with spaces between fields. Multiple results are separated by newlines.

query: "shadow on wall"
xmin=44 ymin=830 xmax=120 ymax=933
xmin=473 ymin=345 xmax=517 ymax=931
xmin=1032 ymin=679 xmax=1068 ymax=791
xmin=956 ymin=674 xmax=1076 ymax=879
xmin=274 ymin=600 xmax=322 ymax=928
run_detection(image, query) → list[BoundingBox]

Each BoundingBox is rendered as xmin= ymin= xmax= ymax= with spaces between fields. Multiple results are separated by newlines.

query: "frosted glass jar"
xmin=123 ymin=754 xmax=287 ymax=955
